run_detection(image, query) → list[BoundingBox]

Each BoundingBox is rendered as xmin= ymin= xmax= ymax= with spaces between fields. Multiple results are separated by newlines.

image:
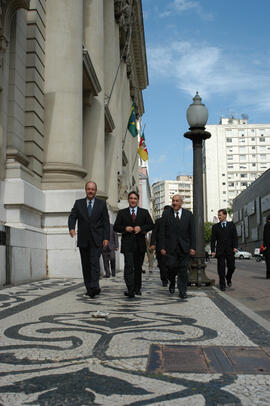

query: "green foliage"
xmin=204 ymin=222 xmax=213 ymax=244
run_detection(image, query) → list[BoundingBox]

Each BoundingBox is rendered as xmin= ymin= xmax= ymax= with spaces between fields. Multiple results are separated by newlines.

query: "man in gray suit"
xmin=102 ymin=224 xmax=119 ymax=277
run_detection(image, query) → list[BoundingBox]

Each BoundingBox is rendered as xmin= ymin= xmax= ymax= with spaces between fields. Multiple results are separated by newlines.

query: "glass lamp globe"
xmin=186 ymin=92 xmax=208 ymax=129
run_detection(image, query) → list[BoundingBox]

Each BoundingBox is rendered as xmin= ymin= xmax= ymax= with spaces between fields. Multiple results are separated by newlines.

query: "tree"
xmin=204 ymin=222 xmax=213 ymax=244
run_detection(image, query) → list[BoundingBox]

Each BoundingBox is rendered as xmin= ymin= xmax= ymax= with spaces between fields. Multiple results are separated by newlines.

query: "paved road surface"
xmin=205 ymin=258 xmax=270 ymax=321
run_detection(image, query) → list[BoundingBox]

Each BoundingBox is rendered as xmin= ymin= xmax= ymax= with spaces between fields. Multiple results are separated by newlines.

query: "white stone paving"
xmin=0 ymin=272 xmax=269 ymax=405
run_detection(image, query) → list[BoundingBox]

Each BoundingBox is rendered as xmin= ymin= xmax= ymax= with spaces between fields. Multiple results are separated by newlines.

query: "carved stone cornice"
xmin=83 ymin=48 xmax=102 ymax=97
xmin=104 ymin=104 xmax=115 ymax=134
xmin=114 ymin=0 xmax=148 ymax=117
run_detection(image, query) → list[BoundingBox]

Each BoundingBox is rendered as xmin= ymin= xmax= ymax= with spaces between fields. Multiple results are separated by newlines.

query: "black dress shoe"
xmin=124 ymin=291 xmax=135 ymax=298
xmin=105 ymin=274 xmax=110 ymax=278
xmin=135 ymin=290 xmax=142 ymax=296
xmin=179 ymin=293 xmax=187 ymax=299
xmin=162 ymin=281 xmax=168 ymax=287
xmin=220 ymin=285 xmax=226 ymax=291
xmin=227 ymin=281 xmax=232 ymax=287
xmin=169 ymin=283 xmax=175 ymax=294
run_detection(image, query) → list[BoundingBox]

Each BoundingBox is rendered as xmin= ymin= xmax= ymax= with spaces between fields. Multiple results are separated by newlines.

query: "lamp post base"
xmin=188 ymin=258 xmax=215 ymax=286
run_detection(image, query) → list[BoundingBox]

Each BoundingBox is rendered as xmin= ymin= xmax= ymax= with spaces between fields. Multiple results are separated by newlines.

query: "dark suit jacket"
xmin=150 ymin=217 xmax=162 ymax=251
xmin=68 ymin=198 xmax=110 ymax=248
xmin=211 ymin=221 xmax=238 ymax=257
xmin=263 ymin=223 xmax=270 ymax=248
xmin=159 ymin=208 xmax=196 ymax=255
xmin=113 ymin=207 xmax=153 ymax=253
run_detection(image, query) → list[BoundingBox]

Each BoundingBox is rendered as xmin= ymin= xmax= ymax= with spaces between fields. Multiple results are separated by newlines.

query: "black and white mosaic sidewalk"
xmin=0 ymin=272 xmax=270 ymax=405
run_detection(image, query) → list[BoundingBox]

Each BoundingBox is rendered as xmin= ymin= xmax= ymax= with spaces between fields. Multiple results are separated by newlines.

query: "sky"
xmin=141 ymin=0 xmax=270 ymax=184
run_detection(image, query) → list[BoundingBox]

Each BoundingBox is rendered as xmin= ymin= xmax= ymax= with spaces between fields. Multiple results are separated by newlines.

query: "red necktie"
xmin=131 ymin=208 xmax=136 ymax=223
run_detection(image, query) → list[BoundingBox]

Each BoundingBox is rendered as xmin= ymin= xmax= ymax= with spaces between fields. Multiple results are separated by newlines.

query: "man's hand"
xmin=233 ymin=248 xmax=238 ymax=253
xmin=134 ymin=226 xmax=141 ymax=234
xmin=262 ymin=246 xmax=267 ymax=251
xmin=161 ymin=249 xmax=166 ymax=255
xmin=211 ymin=252 xmax=215 ymax=257
xmin=150 ymin=245 xmax=155 ymax=252
xmin=125 ymin=226 xmax=134 ymax=233
xmin=103 ymin=240 xmax=109 ymax=248
xmin=69 ymin=229 xmax=76 ymax=238
xmin=190 ymin=249 xmax=195 ymax=256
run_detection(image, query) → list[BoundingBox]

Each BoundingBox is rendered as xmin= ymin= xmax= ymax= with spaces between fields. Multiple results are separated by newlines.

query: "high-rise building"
xmin=152 ymin=175 xmax=193 ymax=219
xmin=204 ymin=117 xmax=270 ymax=222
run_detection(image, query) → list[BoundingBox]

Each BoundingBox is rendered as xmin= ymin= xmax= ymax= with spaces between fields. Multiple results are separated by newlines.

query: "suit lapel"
xmin=82 ymin=198 xmax=89 ymax=221
xmin=90 ymin=198 xmax=99 ymax=219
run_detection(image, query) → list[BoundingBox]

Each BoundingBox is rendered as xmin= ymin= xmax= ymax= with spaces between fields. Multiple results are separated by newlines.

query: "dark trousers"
xmin=102 ymin=250 xmax=116 ymax=276
xmin=123 ymin=251 xmax=145 ymax=293
xmin=265 ymin=249 xmax=270 ymax=278
xmin=217 ymin=253 xmax=235 ymax=287
xmin=169 ymin=249 xmax=189 ymax=294
xmin=156 ymin=252 xmax=168 ymax=282
xmin=79 ymin=242 xmax=101 ymax=293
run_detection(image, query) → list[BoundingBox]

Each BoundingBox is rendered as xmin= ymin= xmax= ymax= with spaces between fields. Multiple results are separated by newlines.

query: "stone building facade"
xmin=0 ymin=0 xmax=148 ymax=285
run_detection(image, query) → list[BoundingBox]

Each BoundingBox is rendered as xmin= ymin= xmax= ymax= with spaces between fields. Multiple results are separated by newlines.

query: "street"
xmin=205 ymin=258 xmax=270 ymax=322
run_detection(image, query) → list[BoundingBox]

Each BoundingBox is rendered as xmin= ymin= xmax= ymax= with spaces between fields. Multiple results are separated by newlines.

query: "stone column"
xmin=83 ymin=0 xmax=106 ymax=198
xmin=43 ymin=0 xmax=86 ymax=188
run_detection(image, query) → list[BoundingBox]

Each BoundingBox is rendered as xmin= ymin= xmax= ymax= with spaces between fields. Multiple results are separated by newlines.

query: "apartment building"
xmin=204 ymin=117 xmax=270 ymax=222
xmin=152 ymin=175 xmax=193 ymax=219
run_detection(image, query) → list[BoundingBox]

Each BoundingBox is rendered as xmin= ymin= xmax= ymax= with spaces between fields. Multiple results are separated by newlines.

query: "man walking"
xmin=160 ymin=195 xmax=195 ymax=299
xmin=262 ymin=214 xmax=270 ymax=279
xmin=211 ymin=208 xmax=238 ymax=291
xmin=102 ymin=224 xmax=119 ymax=277
xmin=68 ymin=181 xmax=110 ymax=298
xmin=150 ymin=205 xmax=173 ymax=286
xmin=113 ymin=191 xmax=153 ymax=298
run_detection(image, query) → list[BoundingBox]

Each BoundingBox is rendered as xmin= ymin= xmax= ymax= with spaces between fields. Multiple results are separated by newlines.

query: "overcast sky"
xmin=141 ymin=0 xmax=270 ymax=184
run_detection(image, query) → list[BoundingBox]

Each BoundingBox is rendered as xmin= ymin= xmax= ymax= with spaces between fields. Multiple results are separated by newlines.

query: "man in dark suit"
xmin=150 ymin=205 xmax=173 ymax=286
xmin=262 ymin=214 xmax=270 ymax=279
xmin=68 ymin=181 xmax=110 ymax=298
xmin=211 ymin=208 xmax=238 ymax=291
xmin=101 ymin=224 xmax=119 ymax=277
xmin=113 ymin=191 xmax=153 ymax=298
xmin=159 ymin=195 xmax=195 ymax=299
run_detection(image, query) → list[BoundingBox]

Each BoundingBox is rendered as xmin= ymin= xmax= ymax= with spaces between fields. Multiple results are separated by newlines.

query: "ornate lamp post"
xmin=184 ymin=92 xmax=214 ymax=286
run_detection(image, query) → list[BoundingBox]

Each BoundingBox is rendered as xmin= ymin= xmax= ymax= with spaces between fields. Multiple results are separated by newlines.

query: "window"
xmin=228 ymin=165 xmax=233 ymax=169
xmin=241 ymin=182 xmax=248 ymax=187
xmin=260 ymin=154 xmax=266 ymax=160
xmin=227 ymin=156 xmax=233 ymax=160
xmin=252 ymin=154 xmax=256 ymax=157
xmin=260 ymin=138 xmax=265 ymax=142
xmin=252 ymin=146 xmax=255 ymax=150
xmin=239 ymin=146 xmax=246 ymax=152
xmin=261 ymin=133 xmax=264 ymax=136
xmin=229 ymin=182 xmax=234 ymax=186
xmin=251 ymin=137 xmax=255 ymax=141
xmin=252 ymin=163 xmax=256 ymax=167
xmin=240 ymin=174 xmax=247 ymax=178
xmin=222 ymin=173 xmax=225 ymax=176
xmin=239 ymin=155 xmax=246 ymax=161
xmin=241 ymin=134 xmax=244 ymax=137
xmin=222 ymin=182 xmax=226 ymax=185
xmin=223 ymin=191 xmax=226 ymax=194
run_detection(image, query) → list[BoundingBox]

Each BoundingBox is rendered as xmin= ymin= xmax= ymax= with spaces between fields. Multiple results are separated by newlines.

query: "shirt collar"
xmin=174 ymin=208 xmax=182 ymax=215
xmin=129 ymin=206 xmax=138 ymax=214
xmin=87 ymin=197 xmax=95 ymax=205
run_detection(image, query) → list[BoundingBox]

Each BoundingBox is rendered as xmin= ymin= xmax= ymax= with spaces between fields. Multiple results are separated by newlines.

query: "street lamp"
xmin=184 ymin=92 xmax=214 ymax=286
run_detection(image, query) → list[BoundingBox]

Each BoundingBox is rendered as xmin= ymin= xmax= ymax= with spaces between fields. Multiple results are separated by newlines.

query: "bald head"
xmin=85 ymin=181 xmax=97 ymax=200
xmin=172 ymin=194 xmax=183 ymax=211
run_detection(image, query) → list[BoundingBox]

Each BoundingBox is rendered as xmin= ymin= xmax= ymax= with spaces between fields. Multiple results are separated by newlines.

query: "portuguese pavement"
xmin=0 ymin=268 xmax=270 ymax=406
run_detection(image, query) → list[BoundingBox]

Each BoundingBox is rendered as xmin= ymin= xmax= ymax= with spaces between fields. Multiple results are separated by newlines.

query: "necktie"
xmin=222 ymin=222 xmax=226 ymax=228
xmin=131 ymin=208 xmax=136 ymax=223
xmin=176 ymin=212 xmax=180 ymax=221
xmin=88 ymin=201 xmax=92 ymax=217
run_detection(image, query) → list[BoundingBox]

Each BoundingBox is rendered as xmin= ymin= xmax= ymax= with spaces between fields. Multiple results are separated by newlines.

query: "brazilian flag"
xmin=128 ymin=103 xmax=138 ymax=137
